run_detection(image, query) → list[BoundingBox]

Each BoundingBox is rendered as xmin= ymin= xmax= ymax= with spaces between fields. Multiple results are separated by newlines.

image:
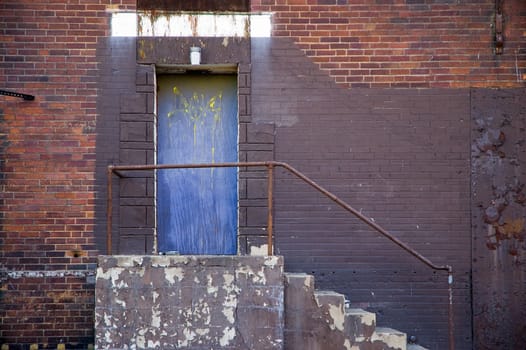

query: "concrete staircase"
xmin=94 ymin=256 xmax=430 ymax=349
xmin=284 ymin=273 xmax=428 ymax=350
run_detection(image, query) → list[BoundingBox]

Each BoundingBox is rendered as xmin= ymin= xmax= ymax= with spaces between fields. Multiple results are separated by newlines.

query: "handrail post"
xmin=267 ymin=163 xmax=274 ymax=256
xmin=106 ymin=166 xmax=113 ymax=255
xmin=448 ymin=267 xmax=455 ymax=350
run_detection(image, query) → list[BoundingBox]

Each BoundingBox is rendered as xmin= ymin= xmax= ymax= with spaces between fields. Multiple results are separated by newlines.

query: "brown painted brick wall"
xmin=252 ymin=37 xmax=473 ymax=349
xmin=252 ymin=0 xmax=526 ymax=88
xmin=0 ymin=0 xmax=134 ymax=347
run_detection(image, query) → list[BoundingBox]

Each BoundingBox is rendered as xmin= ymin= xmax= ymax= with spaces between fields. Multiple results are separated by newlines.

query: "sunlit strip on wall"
xmin=111 ymin=12 xmax=272 ymax=38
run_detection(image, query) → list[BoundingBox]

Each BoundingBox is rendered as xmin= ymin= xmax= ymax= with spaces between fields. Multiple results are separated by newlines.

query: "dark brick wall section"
xmin=471 ymin=89 xmax=526 ymax=350
xmin=252 ymin=37 xmax=472 ymax=350
xmin=118 ymin=58 xmax=156 ymax=254
xmin=95 ymin=37 xmax=140 ymax=254
xmin=251 ymin=0 xmax=526 ymax=88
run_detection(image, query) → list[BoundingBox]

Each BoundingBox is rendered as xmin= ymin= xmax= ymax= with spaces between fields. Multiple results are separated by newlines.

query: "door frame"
xmin=153 ymin=64 xmax=239 ymax=255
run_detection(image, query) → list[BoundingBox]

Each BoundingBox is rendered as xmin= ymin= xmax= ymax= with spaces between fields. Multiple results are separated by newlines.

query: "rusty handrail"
xmin=106 ymin=160 xmax=454 ymax=350
xmin=106 ymin=162 xmax=275 ymax=255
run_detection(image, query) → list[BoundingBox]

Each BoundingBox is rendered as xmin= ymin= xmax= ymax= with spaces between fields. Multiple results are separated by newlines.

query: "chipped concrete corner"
xmin=95 ymin=255 xmax=284 ymax=349
xmin=284 ymin=273 xmax=350 ymax=350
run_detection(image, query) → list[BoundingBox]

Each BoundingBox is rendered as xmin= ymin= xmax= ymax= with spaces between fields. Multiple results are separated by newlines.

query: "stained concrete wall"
xmin=95 ymin=255 xmax=284 ymax=349
xmin=471 ymin=89 xmax=526 ymax=349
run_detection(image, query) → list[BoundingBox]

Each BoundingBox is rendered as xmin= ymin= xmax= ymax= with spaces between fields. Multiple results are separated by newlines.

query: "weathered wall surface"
xmin=471 ymin=89 xmax=526 ymax=350
xmin=0 ymin=1 xmax=133 ymax=347
xmin=252 ymin=37 xmax=472 ymax=350
xmin=252 ymin=0 xmax=526 ymax=88
xmin=1 ymin=0 xmax=525 ymax=348
xmin=95 ymin=255 xmax=284 ymax=349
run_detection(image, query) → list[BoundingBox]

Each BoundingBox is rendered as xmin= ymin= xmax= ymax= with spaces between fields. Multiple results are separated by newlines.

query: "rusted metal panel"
xmin=471 ymin=88 xmax=526 ymax=350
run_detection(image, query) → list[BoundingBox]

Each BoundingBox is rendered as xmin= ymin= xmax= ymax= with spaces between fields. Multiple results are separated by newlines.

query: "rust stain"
xmin=486 ymin=218 xmax=525 ymax=256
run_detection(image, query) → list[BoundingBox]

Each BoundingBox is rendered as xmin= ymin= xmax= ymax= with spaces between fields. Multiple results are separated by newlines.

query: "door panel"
xmin=157 ymin=74 xmax=238 ymax=254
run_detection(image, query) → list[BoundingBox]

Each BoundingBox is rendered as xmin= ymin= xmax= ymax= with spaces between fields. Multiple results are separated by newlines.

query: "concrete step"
xmin=284 ymin=272 xmax=424 ymax=350
xmin=371 ymin=327 xmax=407 ymax=350
xmin=313 ymin=290 xmax=346 ymax=332
xmin=345 ymin=308 xmax=376 ymax=342
xmin=407 ymin=344 xmax=429 ymax=350
xmin=284 ymin=273 xmax=351 ymax=349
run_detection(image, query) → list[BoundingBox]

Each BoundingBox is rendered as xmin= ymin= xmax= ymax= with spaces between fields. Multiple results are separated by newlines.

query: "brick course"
xmin=251 ymin=0 xmax=526 ymax=88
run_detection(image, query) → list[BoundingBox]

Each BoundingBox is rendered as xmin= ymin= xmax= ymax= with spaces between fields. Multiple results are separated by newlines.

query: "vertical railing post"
xmin=448 ymin=268 xmax=455 ymax=350
xmin=266 ymin=163 xmax=274 ymax=256
xmin=106 ymin=166 xmax=113 ymax=255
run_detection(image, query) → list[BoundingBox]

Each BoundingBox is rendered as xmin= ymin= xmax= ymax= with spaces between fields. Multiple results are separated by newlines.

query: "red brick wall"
xmin=252 ymin=0 xmax=526 ymax=88
xmin=0 ymin=0 xmax=134 ymax=347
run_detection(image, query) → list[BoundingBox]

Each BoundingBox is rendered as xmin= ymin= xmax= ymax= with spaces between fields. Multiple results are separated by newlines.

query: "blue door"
xmin=157 ymin=74 xmax=238 ymax=255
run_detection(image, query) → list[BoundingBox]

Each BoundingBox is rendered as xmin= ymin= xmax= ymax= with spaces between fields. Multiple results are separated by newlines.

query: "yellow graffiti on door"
xmin=167 ymin=85 xmax=223 ymax=164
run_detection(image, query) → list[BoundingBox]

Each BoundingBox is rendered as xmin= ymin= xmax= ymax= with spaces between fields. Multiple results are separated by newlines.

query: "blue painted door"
xmin=157 ymin=74 xmax=238 ymax=254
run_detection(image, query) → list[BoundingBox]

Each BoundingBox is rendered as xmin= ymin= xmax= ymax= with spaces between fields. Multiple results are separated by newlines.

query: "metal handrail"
xmin=106 ymin=161 xmax=454 ymax=350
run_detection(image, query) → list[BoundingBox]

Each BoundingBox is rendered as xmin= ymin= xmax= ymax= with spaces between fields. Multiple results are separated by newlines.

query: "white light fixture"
xmin=190 ymin=47 xmax=201 ymax=65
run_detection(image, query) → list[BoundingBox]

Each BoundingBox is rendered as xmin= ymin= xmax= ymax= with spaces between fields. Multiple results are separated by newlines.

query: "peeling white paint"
xmin=219 ymin=326 xmax=236 ymax=346
xmin=96 ymin=267 xmax=123 ymax=281
xmin=117 ymin=12 xmax=272 ymax=38
xmin=97 ymin=267 xmax=129 ymax=289
xmin=221 ymin=272 xmax=239 ymax=326
xmin=362 ymin=312 xmax=375 ymax=326
xmin=263 ymin=255 xmax=279 ymax=268
xmin=196 ymin=328 xmax=210 ymax=336
xmin=136 ymin=334 xmax=145 ymax=348
xmin=344 ymin=339 xmax=352 ymax=350
xmin=103 ymin=312 xmax=112 ymax=327
xmin=151 ymin=292 xmax=161 ymax=328
xmin=304 ymin=275 xmax=313 ymax=290
xmin=116 ymin=255 xmax=144 ymax=267
xmin=150 ymin=255 xmax=189 ymax=267
xmin=223 ymin=273 xmax=234 ymax=286
xmin=207 ymin=274 xmax=218 ymax=296
xmin=249 ymin=244 xmax=268 ymax=256
xmin=235 ymin=264 xmax=267 ymax=284
xmin=147 ymin=340 xmax=160 ymax=348
xmin=328 ymin=304 xmax=345 ymax=331
xmin=165 ymin=267 xmax=184 ymax=284
xmin=8 ymin=269 xmax=94 ymax=279
xmin=222 ymin=306 xmax=235 ymax=324
xmin=104 ymin=330 xmax=112 ymax=344
xmin=371 ymin=329 xmax=406 ymax=350
xmin=182 ymin=327 xmax=197 ymax=346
